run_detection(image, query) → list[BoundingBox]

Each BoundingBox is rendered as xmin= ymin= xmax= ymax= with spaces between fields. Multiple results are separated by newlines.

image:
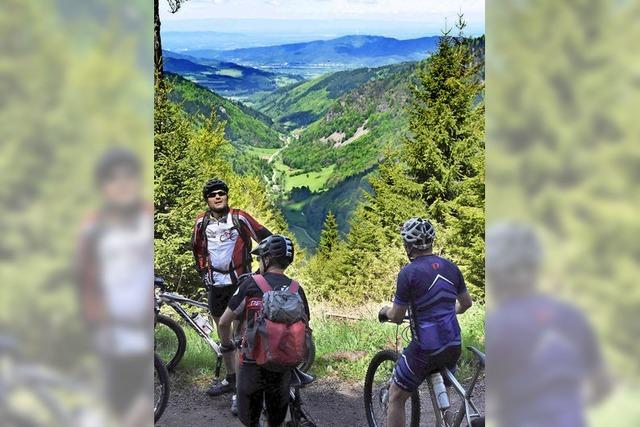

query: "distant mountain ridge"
xmin=163 ymin=50 xmax=303 ymax=99
xmin=186 ymin=35 xmax=439 ymax=70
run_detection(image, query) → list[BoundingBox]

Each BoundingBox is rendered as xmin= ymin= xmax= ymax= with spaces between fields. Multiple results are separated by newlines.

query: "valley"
xmin=166 ymin=56 xmax=415 ymax=249
xmin=163 ymin=33 xmax=484 ymax=250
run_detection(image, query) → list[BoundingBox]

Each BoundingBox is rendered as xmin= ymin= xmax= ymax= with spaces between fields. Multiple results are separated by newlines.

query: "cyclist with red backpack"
xmin=218 ymin=235 xmax=311 ymax=427
xmin=191 ymin=178 xmax=272 ymax=399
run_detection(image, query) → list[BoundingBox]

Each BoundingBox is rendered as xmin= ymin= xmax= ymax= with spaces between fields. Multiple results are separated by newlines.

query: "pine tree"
xmin=403 ymin=15 xmax=485 ymax=297
xmin=318 ymin=211 xmax=339 ymax=257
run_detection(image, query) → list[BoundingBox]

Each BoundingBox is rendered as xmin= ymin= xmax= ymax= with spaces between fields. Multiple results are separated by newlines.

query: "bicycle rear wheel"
xmin=364 ymin=350 xmax=420 ymax=427
xmin=154 ymin=353 xmax=170 ymax=423
xmin=154 ymin=314 xmax=186 ymax=371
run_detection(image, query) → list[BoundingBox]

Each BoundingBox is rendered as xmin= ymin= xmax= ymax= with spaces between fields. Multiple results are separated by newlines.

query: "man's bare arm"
xmin=456 ymin=291 xmax=473 ymax=314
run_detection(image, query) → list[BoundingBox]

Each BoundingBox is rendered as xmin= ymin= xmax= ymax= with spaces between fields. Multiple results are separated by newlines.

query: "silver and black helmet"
xmin=401 ymin=217 xmax=436 ymax=250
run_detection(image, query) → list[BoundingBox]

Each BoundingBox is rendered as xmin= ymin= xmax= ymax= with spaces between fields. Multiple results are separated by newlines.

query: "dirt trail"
xmin=157 ymin=376 xmax=484 ymax=427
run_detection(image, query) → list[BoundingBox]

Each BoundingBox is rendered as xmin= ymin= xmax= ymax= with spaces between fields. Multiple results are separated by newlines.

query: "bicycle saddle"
xmin=154 ymin=276 xmax=166 ymax=289
xmin=467 ymin=346 xmax=485 ymax=368
xmin=290 ymin=367 xmax=315 ymax=388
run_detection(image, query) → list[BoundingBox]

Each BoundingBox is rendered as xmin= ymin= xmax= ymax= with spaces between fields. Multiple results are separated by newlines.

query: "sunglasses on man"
xmin=207 ymin=190 xmax=227 ymax=198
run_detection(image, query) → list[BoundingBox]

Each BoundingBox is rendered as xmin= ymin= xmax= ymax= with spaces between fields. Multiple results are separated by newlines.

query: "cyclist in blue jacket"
xmin=379 ymin=217 xmax=473 ymax=427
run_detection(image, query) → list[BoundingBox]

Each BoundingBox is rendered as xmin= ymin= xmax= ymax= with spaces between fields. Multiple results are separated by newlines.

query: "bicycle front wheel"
xmin=364 ymin=350 xmax=420 ymax=427
xmin=154 ymin=314 xmax=186 ymax=371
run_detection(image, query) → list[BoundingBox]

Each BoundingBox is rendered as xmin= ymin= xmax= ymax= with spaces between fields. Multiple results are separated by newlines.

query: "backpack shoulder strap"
xmin=200 ymin=211 xmax=211 ymax=239
xmin=231 ymin=208 xmax=251 ymax=246
xmin=253 ymin=274 xmax=272 ymax=294
xmin=289 ymin=280 xmax=299 ymax=294
xmin=229 ymin=208 xmax=240 ymax=230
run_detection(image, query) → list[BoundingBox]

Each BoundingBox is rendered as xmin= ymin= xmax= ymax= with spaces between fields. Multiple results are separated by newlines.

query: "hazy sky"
xmin=160 ymin=0 xmax=484 ymax=36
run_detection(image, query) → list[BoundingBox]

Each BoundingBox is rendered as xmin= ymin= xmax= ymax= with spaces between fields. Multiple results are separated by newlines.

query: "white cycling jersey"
xmin=205 ymin=213 xmax=239 ymax=287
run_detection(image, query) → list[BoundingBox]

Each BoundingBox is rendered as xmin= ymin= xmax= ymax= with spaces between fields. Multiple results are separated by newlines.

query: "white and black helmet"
xmin=401 ymin=217 xmax=436 ymax=250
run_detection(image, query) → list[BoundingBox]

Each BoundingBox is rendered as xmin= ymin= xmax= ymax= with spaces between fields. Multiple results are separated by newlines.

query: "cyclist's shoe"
xmin=206 ymin=374 xmax=236 ymax=397
xmin=230 ymin=394 xmax=238 ymax=416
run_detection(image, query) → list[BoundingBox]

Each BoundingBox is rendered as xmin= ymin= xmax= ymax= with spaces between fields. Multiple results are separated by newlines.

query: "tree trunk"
xmin=154 ymin=0 xmax=164 ymax=85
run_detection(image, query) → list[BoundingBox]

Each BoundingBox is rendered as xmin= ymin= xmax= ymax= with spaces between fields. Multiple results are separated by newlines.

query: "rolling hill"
xmin=278 ymin=61 xmax=416 ymax=185
xmin=187 ymin=35 xmax=439 ymax=76
xmin=165 ymin=73 xmax=284 ymax=148
xmin=163 ymin=50 xmax=303 ymax=99
xmin=251 ymin=62 xmax=414 ymax=130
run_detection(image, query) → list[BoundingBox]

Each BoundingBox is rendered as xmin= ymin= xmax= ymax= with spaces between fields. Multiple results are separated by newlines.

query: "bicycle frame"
xmin=157 ymin=291 xmax=224 ymax=377
xmin=441 ymin=366 xmax=483 ymax=427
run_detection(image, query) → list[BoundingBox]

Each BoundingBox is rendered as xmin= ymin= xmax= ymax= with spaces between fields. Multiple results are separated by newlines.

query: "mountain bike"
xmin=363 ymin=316 xmax=485 ymax=427
xmin=154 ymin=276 xmax=316 ymax=374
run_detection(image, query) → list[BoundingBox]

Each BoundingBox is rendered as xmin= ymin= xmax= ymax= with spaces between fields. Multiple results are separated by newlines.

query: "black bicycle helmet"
xmin=202 ymin=178 xmax=229 ymax=199
xmin=95 ymin=147 xmax=141 ymax=185
xmin=251 ymin=235 xmax=295 ymax=266
xmin=401 ymin=217 xmax=436 ymax=250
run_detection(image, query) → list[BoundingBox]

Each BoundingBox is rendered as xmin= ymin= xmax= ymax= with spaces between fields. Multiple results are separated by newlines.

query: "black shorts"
xmin=237 ymin=363 xmax=291 ymax=427
xmin=208 ymin=284 xmax=238 ymax=317
xmin=393 ymin=342 xmax=461 ymax=393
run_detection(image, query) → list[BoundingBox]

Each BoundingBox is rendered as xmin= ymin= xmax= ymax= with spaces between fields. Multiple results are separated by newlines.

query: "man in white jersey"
xmin=191 ymin=178 xmax=271 ymax=402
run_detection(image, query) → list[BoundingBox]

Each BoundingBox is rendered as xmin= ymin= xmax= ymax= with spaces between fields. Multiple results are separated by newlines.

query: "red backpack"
xmin=243 ymin=275 xmax=308 ymax=371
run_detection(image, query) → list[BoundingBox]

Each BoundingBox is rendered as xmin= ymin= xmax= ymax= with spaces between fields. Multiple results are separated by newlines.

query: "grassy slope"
xmin=281 ymin=61 xmax=416 ymax=185
xmin=244 ymin=63 xmax=417 ymax=248
xmin=252 ymin=62 xmax=415 ymax=130
xmin=166 ymin=73 xmax=284 ymax=148
xmin=158 ymin=303 xmax=485 ymax=384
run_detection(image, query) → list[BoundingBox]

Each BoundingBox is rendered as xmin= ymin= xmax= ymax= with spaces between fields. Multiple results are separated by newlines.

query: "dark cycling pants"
xmin=237 ymin=362 xmax=291 ymax=427
xmin=207 ymin=284 xmax=238 ymax=318
xmin=393 ymin=341 xmax=461 ymax=393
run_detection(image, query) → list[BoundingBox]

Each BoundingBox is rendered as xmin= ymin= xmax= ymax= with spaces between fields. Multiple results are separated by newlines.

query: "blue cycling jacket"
xmin=393 ymin=254 xmax=467 ymax=354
